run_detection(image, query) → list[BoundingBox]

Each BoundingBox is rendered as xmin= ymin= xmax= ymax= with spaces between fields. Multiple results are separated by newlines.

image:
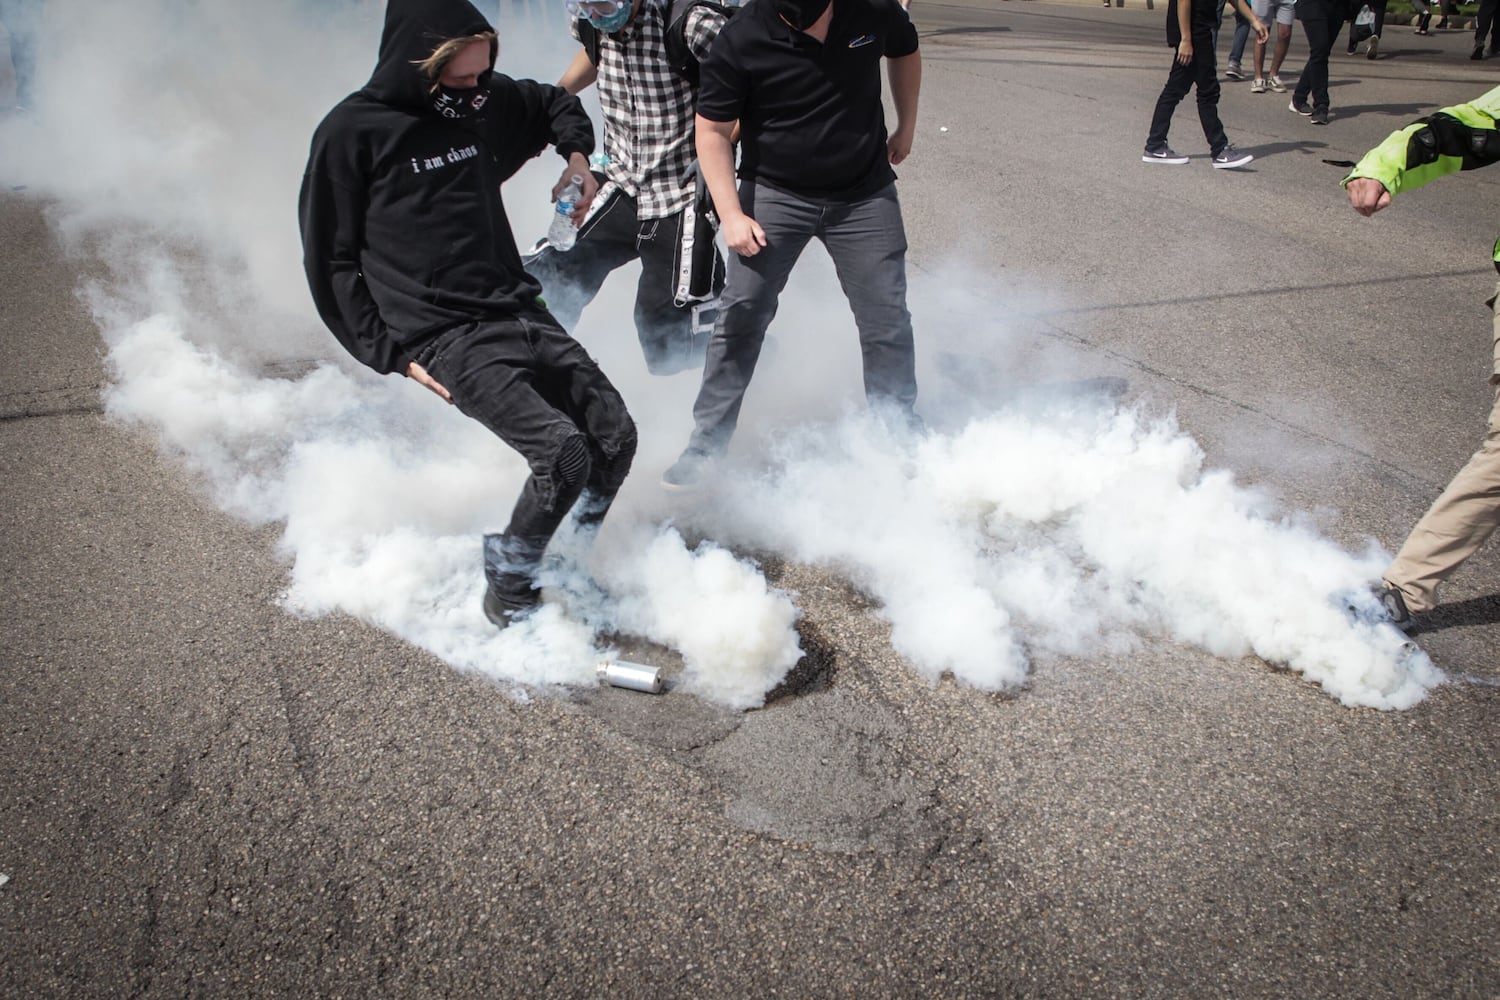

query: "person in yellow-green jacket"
xmin=1343 ymin=84 xmax=1500 ymax=631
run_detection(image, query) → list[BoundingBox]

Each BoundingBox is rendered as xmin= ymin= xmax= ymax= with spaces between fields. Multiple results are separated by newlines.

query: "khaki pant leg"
xmin=1385 ymin=383 xmax=1500 ymax=615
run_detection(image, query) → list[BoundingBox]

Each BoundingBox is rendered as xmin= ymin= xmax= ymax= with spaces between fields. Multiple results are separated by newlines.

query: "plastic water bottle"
xmin=548 ymin=174 xmax=584 ymax=251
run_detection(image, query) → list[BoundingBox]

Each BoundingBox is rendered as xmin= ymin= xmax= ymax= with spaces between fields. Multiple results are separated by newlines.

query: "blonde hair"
xmin=414 ymin=31 xmax=498 ymax=92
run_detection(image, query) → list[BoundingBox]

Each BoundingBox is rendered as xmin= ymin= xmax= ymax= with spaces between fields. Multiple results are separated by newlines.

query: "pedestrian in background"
xmin=1216 ymin=0 xmax=1253 ymax=80
xmin=1346 ymin=0 xmax=1386 ymax=58
xmin=1248 ymin=0 xmax=1295 ymax=94
xmin=1288 ymin=0 xmax=1349 ymax=125
xmin=0 ymin=0 xmax=41 ymax=112
xmin=1142 ymin=0 xmax=1268 ymax=168
xmin=1473 ymin=0 xmax=1498 ymax=59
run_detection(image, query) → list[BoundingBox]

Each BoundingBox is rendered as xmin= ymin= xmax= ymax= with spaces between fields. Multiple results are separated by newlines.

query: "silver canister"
xmin=597 ymin=659 xmax=665 ymax=694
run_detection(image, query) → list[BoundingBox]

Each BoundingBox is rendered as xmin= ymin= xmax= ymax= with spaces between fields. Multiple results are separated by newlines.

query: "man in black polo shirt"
xmin=660 ymin=0 xmax=922 ymax=489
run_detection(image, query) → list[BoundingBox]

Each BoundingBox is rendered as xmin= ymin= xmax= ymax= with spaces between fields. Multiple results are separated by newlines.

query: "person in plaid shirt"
xmin=525 ymin=0 xmax=731 ymax=376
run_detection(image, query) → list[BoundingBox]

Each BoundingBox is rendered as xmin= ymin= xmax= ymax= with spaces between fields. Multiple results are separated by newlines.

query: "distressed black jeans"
xmin=416 ymin=307 xmax=636 ymax=601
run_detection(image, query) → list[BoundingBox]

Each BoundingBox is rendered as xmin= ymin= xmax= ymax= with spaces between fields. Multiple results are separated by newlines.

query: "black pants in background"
xmin=526 ymin=187 xmax=724 ymax=377
xmin=1294 ymin=14 xmax=1341 ymax=115
xmin=1346 ymin=0 xmax=1387 ymax=47
xmin=1145 ymin=31 xmax=1228 ymax=156
xmin=1476 ymin=0 xmax=1500 ymax=50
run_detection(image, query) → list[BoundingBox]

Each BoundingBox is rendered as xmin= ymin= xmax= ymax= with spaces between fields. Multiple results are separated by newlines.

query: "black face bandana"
xmin=431 ymin=80 xmax=490 ymax=119
xmin=773 ymin=0 xmax=831 ymax=30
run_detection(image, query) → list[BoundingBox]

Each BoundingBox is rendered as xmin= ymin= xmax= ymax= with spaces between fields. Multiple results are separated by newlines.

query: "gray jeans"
xmin=688 ymin=181 xmax=918 ymax=455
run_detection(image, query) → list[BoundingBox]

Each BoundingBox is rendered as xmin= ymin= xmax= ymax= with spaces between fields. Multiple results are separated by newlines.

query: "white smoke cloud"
xmin=0 ymin=0 xmax=1440 ymax=711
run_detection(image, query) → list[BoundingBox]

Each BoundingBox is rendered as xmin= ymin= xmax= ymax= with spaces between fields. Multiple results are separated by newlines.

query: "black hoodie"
xmin=299 ymin=0 xmax=595 ymax=375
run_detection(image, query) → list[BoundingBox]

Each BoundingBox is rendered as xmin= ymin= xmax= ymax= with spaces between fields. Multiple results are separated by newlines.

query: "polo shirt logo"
xmin=847 ymin=34 xmax=877 ymax=48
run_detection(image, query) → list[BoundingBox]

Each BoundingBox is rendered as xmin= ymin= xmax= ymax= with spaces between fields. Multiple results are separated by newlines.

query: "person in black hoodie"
xmin=300 ymin=0 xmax=638 ymax=630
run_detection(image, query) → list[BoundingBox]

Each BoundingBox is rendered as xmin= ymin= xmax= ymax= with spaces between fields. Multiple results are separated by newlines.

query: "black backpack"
xmin=576 ymin=0 xmax=734 ymax=87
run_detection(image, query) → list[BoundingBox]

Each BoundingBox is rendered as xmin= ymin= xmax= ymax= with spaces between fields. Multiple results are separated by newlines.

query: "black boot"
xmin=482 ymin=533 xmax=547 ymax=629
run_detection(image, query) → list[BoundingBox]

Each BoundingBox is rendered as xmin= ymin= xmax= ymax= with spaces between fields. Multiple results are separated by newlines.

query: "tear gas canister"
xmin=597 ymin=659 xmax=665 ymax=694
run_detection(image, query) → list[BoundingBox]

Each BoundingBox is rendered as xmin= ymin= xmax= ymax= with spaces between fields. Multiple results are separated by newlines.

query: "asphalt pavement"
xmin=2 ymin=3 xmax=1497 ymax=997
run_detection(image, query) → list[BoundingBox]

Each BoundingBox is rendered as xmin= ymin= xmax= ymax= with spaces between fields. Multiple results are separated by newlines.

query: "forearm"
xmin=1225 ymin=0 xmax=1264 ymax=32
xmin=695 ymin=116 xmax=742 ymax=220
xmin=557 ymin=49 xmax=598 ymax=95
xmin=544 ymin=85 xmax=595 ymax=161
xmin=887 ymin=51 xmax=921 ymax=133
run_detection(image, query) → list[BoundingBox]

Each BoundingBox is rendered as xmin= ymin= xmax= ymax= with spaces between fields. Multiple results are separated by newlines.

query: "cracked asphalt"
xmin=2 ymin=2 xmax=1498 ymax=997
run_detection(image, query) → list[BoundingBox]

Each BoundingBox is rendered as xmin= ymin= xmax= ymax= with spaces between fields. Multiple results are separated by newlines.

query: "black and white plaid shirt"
xmin=572 ymin=0 xmax=726 ymax=220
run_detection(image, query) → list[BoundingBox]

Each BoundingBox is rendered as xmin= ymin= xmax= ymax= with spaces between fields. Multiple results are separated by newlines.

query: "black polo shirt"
xmin=696 ymin=0 xmax=919 ymax=202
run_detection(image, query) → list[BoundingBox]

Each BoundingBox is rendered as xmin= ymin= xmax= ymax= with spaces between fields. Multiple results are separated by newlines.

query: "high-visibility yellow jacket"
xmin=1343 ymin=83 xmax=1500 ymax=273
xmin=1343 ymin=84 xmax=1500 ymax=384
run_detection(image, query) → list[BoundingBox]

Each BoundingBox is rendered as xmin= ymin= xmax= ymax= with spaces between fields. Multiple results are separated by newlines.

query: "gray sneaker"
xmin=1225 ymin=61 xmax=1245 ymax=80
xmin=1142 ymin=146 xmax=1190 ymax=165
xmin=661 ymin=447 xmax=715 ymax=490
xmin=1212 ymin=144 xmax=1254 ymax=169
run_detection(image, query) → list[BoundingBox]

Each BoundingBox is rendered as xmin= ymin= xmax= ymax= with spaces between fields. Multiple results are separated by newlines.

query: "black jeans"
xmin=1145 ymin=32 xmax=1228 ymax=157
xmin=1294 ymin=14 xmax=1341 ymax=114
xmin=526 ymin=187 xmax=725 ymax=376
xmin=1346 ymin=0 xmax=1387 ymax=47
xmin=1477 ymin=0 xmax=1500 ymax=49
xmin=416 ymin=308 xmax=637 ymax=600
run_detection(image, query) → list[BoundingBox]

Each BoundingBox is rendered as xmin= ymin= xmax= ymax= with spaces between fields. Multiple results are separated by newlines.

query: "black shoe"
xmin=1377 ymin=585 xmax=1416 ymax=633
xmin=1289 ymin=98 xmax=1313 ymax=116
xmin=661 ymin=447 xmax=715 ymax=491
xmin=483 ymin=585 xmax=542 ymax=630
xmin=1311 ymin=107 xmax=1329 ymax=125
xmin=1473 ymin=44 xmax=1486 ymax=59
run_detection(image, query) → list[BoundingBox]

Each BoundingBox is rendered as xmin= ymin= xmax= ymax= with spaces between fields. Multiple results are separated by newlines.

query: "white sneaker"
xmin=1250 ymin=78 xmax=1267 ymax=93
xmin=1268 ymin=75 xmax=1287 ymax=93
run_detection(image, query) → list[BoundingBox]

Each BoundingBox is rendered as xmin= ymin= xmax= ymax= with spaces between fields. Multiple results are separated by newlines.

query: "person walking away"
xmin=1288 ymin=0 xmax=1349 ymax=126
xmin=1142 ymin=0 xmax=1268 ymax=167
xmin=1346 ymin=0 xmax=1387 ymax=57
xmin=0 ymin=0 xmax=41 ymax=112
xmin=1248 ymin=0 xmax=1295 ymax=93
xmin=1216 ymin=0 xmax=1253 ymax=79
xmin=1411 ymin=0 xmax=1432 ymax=35
xmin=1472 ymin=0 xmax=1499 ymax=59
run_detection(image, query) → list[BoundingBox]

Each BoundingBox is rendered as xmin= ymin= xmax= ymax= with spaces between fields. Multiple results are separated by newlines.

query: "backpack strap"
xmin=663 ymin=0 xmax=732 ymax=86
xmin=576 ymin=17 xmax=602 ymax=66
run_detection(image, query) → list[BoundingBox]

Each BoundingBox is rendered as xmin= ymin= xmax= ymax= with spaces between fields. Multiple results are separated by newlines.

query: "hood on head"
xmin=365 ymin=0 xmax=497 ymax=109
